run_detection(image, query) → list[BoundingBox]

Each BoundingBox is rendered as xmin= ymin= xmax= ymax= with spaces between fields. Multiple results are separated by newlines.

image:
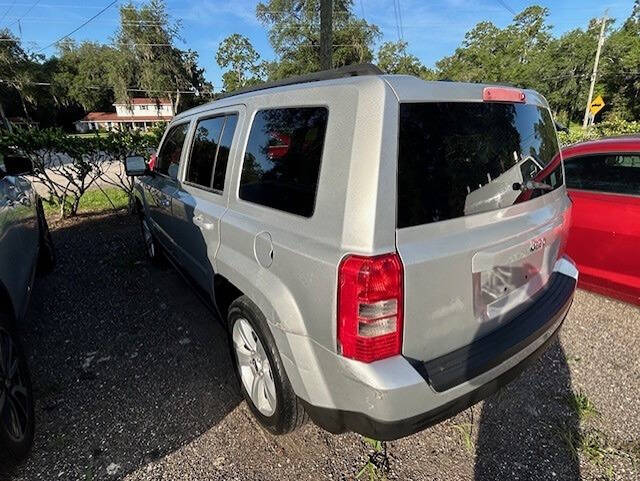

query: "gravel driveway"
xmin=2 ymin=212 xmax=638 ymax=481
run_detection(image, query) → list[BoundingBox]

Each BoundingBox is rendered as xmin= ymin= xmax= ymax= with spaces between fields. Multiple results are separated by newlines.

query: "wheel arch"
xmin=212 ymin=259 xmax=311 ymax=402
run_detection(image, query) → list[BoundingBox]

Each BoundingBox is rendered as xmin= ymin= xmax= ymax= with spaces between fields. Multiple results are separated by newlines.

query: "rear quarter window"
xmin=239 ymin=107 xmax=328 ymax=217
xmin=397 ymin=102 xmax=563 ymax=228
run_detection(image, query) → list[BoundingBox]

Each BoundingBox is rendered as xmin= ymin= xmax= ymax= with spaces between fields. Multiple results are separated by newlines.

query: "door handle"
xmin=193 ymin=215 xmax=214 ymax=230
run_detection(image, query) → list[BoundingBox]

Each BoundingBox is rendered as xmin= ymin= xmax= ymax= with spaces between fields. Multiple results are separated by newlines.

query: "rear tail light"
xmin=483 ymin=87 xmax=526 ymax=103
xmin=337 ymin=253 xmax=404 ymax=362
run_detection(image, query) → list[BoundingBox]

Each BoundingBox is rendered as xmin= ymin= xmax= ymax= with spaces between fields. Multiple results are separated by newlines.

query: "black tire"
xmin=36 ymin=200 xmax=55 ymax=273
xmin=0 ymin=317 xmax=35 ymax=461
xmin=228 ymin=296 xmax=307 ymax=435
xmin=139 ymin=215 xmax=162 ymax=265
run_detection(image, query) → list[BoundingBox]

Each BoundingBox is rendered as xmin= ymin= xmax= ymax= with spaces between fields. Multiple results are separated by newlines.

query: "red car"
xmin=562 ymin=136 xmax=640 ymax=305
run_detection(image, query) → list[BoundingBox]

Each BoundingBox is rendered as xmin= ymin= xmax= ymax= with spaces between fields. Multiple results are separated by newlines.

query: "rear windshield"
xmin=397 ymin=102 xmax=563 ymax=228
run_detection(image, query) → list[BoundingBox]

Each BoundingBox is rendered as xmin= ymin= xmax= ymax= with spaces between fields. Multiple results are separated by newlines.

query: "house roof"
xmin=113 ymin=98 xmax=172 ymax=106
xmin=80 ymin=112 xmax=173 ymax=122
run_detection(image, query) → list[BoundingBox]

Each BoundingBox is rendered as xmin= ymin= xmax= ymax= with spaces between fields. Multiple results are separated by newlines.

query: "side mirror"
xmin=4 ymin=154 xmax=33 ymax=176
xmin=125 ymin=156 xmax=148 ymax=177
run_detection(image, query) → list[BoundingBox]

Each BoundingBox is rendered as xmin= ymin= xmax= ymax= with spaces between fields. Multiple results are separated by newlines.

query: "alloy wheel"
xmin=0 ymin=328 xmax=30 ymax=443
xmin=141 ymin=218 xmax=155 ymax=258
xmin=232 ymin=318 xmax=277 ymax=416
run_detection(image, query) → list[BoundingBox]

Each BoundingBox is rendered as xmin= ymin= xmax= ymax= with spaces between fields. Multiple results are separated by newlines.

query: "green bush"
xmin=558 ymin=119 xmax=640 ymax=146
xmin=0 ymin=127 xmax=163 ymax=217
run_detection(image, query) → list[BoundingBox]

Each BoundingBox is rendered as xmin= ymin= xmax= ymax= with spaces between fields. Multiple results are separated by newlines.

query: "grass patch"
xmin=557 ymin=426 xmax=608 ymax=465
xmin=453 ymin=422 xmax=474 ymax=453
xmin=356 ymin=438 xmax=389 ymax=481
xmin=567 ymin=389 xmax=598 ymax=421
xmin=43 ymin=187 xmax=129 ymax=218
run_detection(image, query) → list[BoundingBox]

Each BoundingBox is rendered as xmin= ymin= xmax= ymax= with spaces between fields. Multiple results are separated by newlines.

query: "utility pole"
xmin=583 ymin=10 xmax=608 ymax=128
xmin=320 ymin=0 xmax=333 ymax=71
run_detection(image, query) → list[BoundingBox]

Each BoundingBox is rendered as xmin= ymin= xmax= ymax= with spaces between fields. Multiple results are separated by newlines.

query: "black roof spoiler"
xmin=216 ymin=63 xmax=383 ymax=100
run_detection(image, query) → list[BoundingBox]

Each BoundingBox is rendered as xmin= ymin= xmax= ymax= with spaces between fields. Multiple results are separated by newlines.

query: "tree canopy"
xmin=216 ymin=34 xmax=265 ymax=92
xmin=255 ymin=0 xmax=380 ymax=79
xmin=2 ymin=1 xmax=640 ymax=127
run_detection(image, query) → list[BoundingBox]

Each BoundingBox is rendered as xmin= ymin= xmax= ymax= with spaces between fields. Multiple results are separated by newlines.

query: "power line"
xmin=0 ymin=78 xmax=212 ymax=94
xmin=0 ymin=0 xmax=17 ymax=25
xmin=495 ymin=0 xmax=516 ymax=16
xmin=36 ymin=0 xmax=117 ymax=53
xmin=5 ymin=0 xmax=40 ymax=29
xmin=397 ymin=0 xmax=404 ymax=40
xmin=392 ymin=0 xmax=400 ymax=41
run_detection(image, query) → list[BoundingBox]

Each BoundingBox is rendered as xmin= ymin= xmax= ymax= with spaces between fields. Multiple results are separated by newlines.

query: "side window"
xmin=212 ymin=114 xmax=238 ymax=191
xmin=186 ymin=116 xmax=225 ymax=188
xmin=156 ymin=123 xmax=189 ymax=179
xmin=239 ymin=107 xmax=328 ymax=217
xmin=564 ymin=154 xmax=640 ymax=195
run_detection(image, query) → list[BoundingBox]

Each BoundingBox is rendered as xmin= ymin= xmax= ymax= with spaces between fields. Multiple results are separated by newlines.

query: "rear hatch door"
xmin=396 ymin=91 xmax=569 ymax=365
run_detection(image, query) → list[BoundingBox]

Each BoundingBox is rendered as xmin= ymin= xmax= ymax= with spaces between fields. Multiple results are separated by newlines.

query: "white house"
xmin=75 ymin=98 xmax=174 ymax=132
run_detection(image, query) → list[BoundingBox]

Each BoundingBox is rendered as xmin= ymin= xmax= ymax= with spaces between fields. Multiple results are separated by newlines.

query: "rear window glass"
xmin=397 ymin=102 xmax=563 ymax=228
xmin=565 ymin=154 xmax=640 ymax=195
xmin=239 ymin=107 xmax=328 ymax=217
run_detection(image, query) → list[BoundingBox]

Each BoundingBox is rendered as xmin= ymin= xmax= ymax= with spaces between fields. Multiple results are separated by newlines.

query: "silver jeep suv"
xmin=128 ymin=64 xmax=578 ymax=440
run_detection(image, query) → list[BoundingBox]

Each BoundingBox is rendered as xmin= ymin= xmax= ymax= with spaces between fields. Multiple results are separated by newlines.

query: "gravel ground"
xmin=1 ymin=211 xmax=638 ymax=481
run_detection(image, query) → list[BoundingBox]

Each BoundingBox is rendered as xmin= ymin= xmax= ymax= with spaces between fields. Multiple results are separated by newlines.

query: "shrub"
xmin=0 ymin=127 xmax=164 ymax=217
xmin=558 ymin=119 xmax=640 ymax=146
xmin=98 ymin=129 xmax=158 ymax=209
xmin=0 ymin=128 xmax=105 ymax=217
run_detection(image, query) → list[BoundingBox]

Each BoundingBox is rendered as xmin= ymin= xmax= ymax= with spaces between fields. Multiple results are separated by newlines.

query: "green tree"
xmin=216 ymin=34 xmax=264 ymax=92
xmin=115 ymin=0 xmax=210 ymax=111
xmin=377 ymin=40 xmax=434 ymax=78
xmin=52 ymin=40 xmax=117 ymax=112
xmin=0 ymin=29 xmax=38 ymax=119
xmin=436 ymin=6 xmax=551 ymax=85
xmin=256 ymin=0 xmax=380 ymax=79
xmin=532 ymin=25 xmax=601 ymax=123
xmin=600 ymin=4 xmax=640 ymax=120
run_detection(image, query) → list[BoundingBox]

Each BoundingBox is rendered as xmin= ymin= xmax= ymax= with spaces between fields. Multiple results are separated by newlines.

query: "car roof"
xmin=562 ymin=135 xmax=640 ymax=158
xmin=174 ymin=72 xmax=550 ymax=121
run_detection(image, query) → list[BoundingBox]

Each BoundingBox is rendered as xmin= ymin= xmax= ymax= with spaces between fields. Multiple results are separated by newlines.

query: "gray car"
xmin=0 ymin=132 xmax=55 ymax=459
xmin=128 ymin=64 xmax=578 ymax=440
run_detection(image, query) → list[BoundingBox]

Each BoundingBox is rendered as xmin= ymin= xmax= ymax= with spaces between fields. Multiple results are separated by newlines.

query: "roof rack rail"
xmin=217 ymin=63 xmax=383 ymax=100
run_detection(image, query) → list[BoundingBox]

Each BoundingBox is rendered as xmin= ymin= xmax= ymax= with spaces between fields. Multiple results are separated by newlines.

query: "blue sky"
xmin=1 ymin=0 xmax=635 ymax=91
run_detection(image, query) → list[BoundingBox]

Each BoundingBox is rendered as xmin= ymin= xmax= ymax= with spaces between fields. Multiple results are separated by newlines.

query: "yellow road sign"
xmin=590 ymin=95 xmax=605 ymax=116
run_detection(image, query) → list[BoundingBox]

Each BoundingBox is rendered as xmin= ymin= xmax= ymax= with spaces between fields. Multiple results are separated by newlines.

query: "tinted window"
xmin=565 ymin=154 xmax=640 ymax=195
xmin=397 ymin=102 xmax=563 ymax=228
xmin=212 ymin=114 xmax=238 ymax=191
xmin=186 ymin=116 xmax=225 ymax=187
xmin=240 ymin=107 xmax=328 ymax=217
xmin=156 ymin=123 xmax=189 ymax=178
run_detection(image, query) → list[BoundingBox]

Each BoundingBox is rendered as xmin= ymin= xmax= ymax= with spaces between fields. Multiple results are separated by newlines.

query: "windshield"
xmin=397 ymin=102 xmax=563 ymax=228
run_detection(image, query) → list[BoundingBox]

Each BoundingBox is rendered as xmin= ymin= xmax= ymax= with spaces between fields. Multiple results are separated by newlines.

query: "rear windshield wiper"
xmin=512 ymin=180 xmax=553 ymax=192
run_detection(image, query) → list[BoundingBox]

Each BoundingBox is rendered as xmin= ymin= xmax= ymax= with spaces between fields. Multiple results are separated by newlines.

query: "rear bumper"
xmin=300 ymin=257 xmax=578 ymax=440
